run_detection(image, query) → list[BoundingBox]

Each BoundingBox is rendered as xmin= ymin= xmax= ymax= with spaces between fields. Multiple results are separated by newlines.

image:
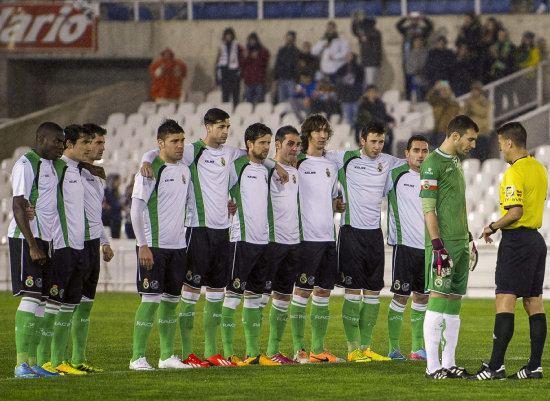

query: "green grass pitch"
xmin=1 ymin=291 xmax=549 ymax=400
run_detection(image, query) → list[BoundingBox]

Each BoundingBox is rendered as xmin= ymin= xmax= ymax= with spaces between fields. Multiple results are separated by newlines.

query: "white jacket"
xmin=311 ymin=36 xmax=350 ymax=74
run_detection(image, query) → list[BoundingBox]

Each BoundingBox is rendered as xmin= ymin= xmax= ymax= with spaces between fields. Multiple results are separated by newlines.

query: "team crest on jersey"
xmin=25 ymin=276 xmax=34 ymax=287
xmin=221 ymin=157 xmax=226 ymax=166
xmin=292 ymin=174 xmax=296 ymax=184
xmin=233 ymin=278 xmax=241 ymax=289
xmin=143 ymin=278 xmax=149 ymax=289
xmin=377 ymin=163 xmax=383 ymax=172
xmin=50 ymin=285 xmax=59 ymax=296
xmin=393 ymin=280 xmax=401 ymax=290
xmin=434 ymin=277 xmax=443 ymax=288
xmin=299 ymin=273 xmax=307 ymax=284
xmin=186 ymin=270 xmax=193 ymax=281
xmin=326 ymin=168 xmax=330 ymax=177
xmin=182 ymin=175 xmax=187 ymax=184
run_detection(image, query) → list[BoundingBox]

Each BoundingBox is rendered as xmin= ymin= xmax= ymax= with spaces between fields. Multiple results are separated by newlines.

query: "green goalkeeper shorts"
xmin=424 ymin=239 xmax=470 ymax=296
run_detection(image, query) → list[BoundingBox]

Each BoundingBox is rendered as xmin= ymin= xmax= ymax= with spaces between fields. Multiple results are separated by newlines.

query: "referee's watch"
xmin=489 ymin=222 xmax=498 ymax=234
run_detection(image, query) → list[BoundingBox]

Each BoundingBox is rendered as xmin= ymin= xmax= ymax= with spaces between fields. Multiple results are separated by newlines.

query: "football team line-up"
xmin=9 ymin=108 xmax=547 ymax=380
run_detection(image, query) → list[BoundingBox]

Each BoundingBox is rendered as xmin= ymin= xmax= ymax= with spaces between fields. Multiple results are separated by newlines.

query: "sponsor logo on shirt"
xmin=445 ymin=167 xmax=453 ymax=173
xmin=404 ymin=183 xmax=415 ymax=188
xmin=247 ymin=175 xmax=257 ymax=179
xmin=354 ymin=166 xmax=366 ymax=170
xmin=204 ymin=159 xmax=215 ymax=164
xmin=304 ymin=171 xmax=316 ymax=175
xmin=505 ymin=186 xmax=515 ymax=198
xmin=164 ymin=178 xmax=174 ymax=182
xmin=68 ymin=179 xmax=78 ymax=183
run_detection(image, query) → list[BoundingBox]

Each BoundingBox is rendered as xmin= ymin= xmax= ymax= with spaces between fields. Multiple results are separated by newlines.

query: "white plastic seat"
xmin=187 ymin=91 xmax=205 ymax=105
xmin=382 ymin=89 xmax=400 ymax=106
xmin=195 ymin=102 xmax=215 ymax=119
xmin=273 ymin=102 xmax=292 ymax=117
xmin=12 ymin=146 xmax=31 ymax=159
xmin=254 ymin=102 xmax=273 ymax=117
xmin=206 ymin=89 xmax=222 ymax=104
xmin=234 ymin=102 xmax=253 ymax=117
xmin=177 ymin=102 xmax=196 ymax=118
xmin=157 ymin=103 xmax=177 ymax=117
xmin=105 ymin=112 xmax=125 ymax=129
xmin=146 ymin=114 xmax=164 ymax=129
xmin=126 ymin=113 xmax=145 ymax=130
xmin=281 ymin=113 xmax=300 ymax=128
xmin=137 ymin=102 xmax=157 ymax=117
xmin=462 ymin=158 xmax=481 ymax=175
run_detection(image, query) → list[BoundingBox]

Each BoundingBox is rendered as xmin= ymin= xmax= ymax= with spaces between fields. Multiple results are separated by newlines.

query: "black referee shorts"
xmin=496 ymin=228 xmax=546 ymax=298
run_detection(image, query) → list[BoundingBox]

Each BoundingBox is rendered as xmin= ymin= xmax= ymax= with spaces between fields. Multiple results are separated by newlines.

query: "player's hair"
xmin=244 ymin=123 xmax=272 ymax=151
xmin=83 ymin=123 xmax=107 ymax=137
xmin=204 ymin=108 xmax=230 ymax=125
xmin=496 ymin=122 xmax=527 ymax=148
xmin=63 ymin=124 xmax=92 ymax=147
xmin=360 ymin=121 xmax=386 ymax=140
xmin=406 ymin=134 xmax=429 ymax=150
xmin=300 ymin=114 xmax=333 ymax=152
xmin=275 ymin=125 xmax=300 ymax=144
xmin=446 ymin=115 xmax=479 ymax=137
xmin=36 ymin=122 xmax=63 ymax=139
xmin=157 ymin=119 xmax=184 ymax=141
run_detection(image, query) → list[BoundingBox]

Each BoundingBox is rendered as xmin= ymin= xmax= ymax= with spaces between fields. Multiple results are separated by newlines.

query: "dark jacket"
xmin=396 ymin=17 xmax=433 ymax=53
xmin=335 ymin=60 xmax=364 ymax=103
xmin=352 ymin=19 xmax=382 ymax=67
xmin=424 ymin=48 xmax=456 ymax=87
xmin=356 ymin=97 xmax=394 ymax=129
xmin=274 ymin=44 xmax=301 ymax=81
xmin=241 ymin=46 xmax=270 ymax=86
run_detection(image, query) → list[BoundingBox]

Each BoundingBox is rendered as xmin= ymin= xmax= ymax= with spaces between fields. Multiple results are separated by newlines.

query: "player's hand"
xmin=141 ymin=162 xmax=154 ymax=178
xmin=275 ymin=163 xmax=289 ymax=184
xmin=79 ymin=162 xmax=106 ymax=180
xmin=431 ymin=238 xmax=453 ymax=277
xmin=333 ymin=195 xmax=346 ymax=213
xmin=228 ymin=199 xmax=237 ymax=217
xmin=479 ymin=225 xmax=494 ymax=244
xmin=102 ymin=245 xmax=114 ymax=262
xmin=29 ymin=245 xmax=46 ymax=266
xmin=26 ymin=203 xmax=35 ymax=221
xmin=138 ymin=245 xmax=154 ymax=270
xmin=468 ymin=232 xmax=478 ymax=271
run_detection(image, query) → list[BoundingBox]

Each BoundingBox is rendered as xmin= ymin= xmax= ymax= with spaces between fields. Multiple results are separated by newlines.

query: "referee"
xmin=473 ymin=122 xmax=548 ymax=380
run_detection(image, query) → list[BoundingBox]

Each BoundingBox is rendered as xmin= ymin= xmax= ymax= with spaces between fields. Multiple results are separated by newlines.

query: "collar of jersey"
xmin=435 ymin=148 xmax=454 ymax=159
xmin=61 ymin=155 xmax=79 ymax=167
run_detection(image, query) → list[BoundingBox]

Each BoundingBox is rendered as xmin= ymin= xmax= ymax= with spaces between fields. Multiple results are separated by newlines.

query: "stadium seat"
xmin=462 ymin=158 xmax=481 ymax=175
xmin=234 ymin=102 xmax=254 ymax=118
xmin=196 ymin=102 xmax=215 ymax=118
xmin=187 ymin=91 xmax=205 ymax=105
xmin=535 ymin=144 xmax=550 ymax=165
xmin=480 ymin=158 xmax=507 ymax=178
xmin=146 ymin=115 xmax=164 ymax=130
xmin=263 ymin=114 xmax=281 ymax=130
xmin=281 ymin=113 xmax=300 ymax=128
xmin=138 ymin=102 xmax=157 ymax=117
xmin=206 ymin=90 xmax=222 ymax=104
xmin=333 ymin=123 xmax=351 ymax=140
xmin=106 ymin=112 xmax=126 ymax=130
xmin=157 ymin=103 xmax=177 ymax=117
xmin=107 ymin=5 xmax=131 ymax=21
xmin=421 ymin=112 xmax=435 ymax=132
xmin=330 ymin=114 xmax=342 ymax=126
xmin=382 ymin=89 xmax=400 ymax=107
xmin=273 ymin=102 xmax=292 ymax=117
xmin=254 ymin=102 xmax=273 ymax=117
xmin=402 ymin=111 xmax=423 ymax=130
xmin=217 ymin=102 xmax=234 ymax=114
xmin=12 ymin=146 xmax=31 ymax=159
xmin=126 ymin=113 xmax=145 ymax=130
xmin=177 ymin=102 xmax=196 ymax=118
xmin=392 ymin=101 xmax=411 ymax=123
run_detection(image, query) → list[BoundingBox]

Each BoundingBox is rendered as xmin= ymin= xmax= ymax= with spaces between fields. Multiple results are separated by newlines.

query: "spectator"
xmin=310 ymin=77 xmax=340 ymax=120
xmin=311 ymin=21 xmax=350 ymax=82
xmin=479 ymin=17 xmax=501 ymax=82
xmin=216 ymin=27 xmax=243 ymax=106
xmin=351 ymin=10 xmax=382 ymax=87
xmin=426 ymin=80 xmax=460 ymax=146
xmin=516 ymin=31 xmax=540 ymax=69
xmin=103 ymin=173 xmax=122 ymax=239
xmin=355 ymin=84 xmax=396 ymax=152
xmin=424 ymin=36 xmax=456 ymax=90
xmin=461 ymin=81 xmax=492 ymax=162
xmin=396 ymin=11 xmax=433 ymax=100
xmin=273 ymin=31 xmax=301 ymax=103
xmin=290 ymin=73 xmax=317 ymax=120
xmin=487 ymin=28 xmax=517 ymax=82
xmin=149 ymin=48 xmax=187 ymax=103
xmin=451 ymin=43 xmax=478 ymax=97
xmin=296 ymin=41 xmax=319 ymax=80
xmin=241 ymin=32 xmax=270 ymax=104
xmin=455 ymin=11 xmax=482 ymax=58
xmin=335 ymin=52 xmax=364 ymax=131
xmin=404 ymin=36 xmax=429 ymax=102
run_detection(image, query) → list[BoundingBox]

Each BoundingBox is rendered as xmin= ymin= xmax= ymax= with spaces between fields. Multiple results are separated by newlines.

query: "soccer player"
xmin=420 ymin=115 xmax=478 ymax=379
xmin=67 ymin=123 xmax=114 ymax=373
xmin=9 ymin=122 xmax=65 ymax=378
xmin=264 ymin=126 xmax=302 ymax=364
xmin=290 ymin=114 xmax=345 ymax=364
xmin=384 ymin=135 xmax=430 ymax=361
xmin=141 ymin=109 xmax=287 ymax=367
xmin=220 ymin=123 xmax=280 ymax=366
xmin=325 ymin=121 xmax=404 ymax=362
xmin=471 ymin=122 xmax=547 ymax=380
xmin=129 ymin=120 xmax=193 ymax=370
xmin=40 ymin=124 xmax=94 ymax=375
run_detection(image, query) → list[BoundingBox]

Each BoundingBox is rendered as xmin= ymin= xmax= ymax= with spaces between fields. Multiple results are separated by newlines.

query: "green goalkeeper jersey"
xmin=419 ymin=148 xmax=468 ymax=243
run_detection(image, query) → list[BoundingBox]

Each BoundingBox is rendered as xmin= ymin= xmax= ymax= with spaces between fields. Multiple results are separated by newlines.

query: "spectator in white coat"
xmin=311 ymin=21 xmax=350 ymax=83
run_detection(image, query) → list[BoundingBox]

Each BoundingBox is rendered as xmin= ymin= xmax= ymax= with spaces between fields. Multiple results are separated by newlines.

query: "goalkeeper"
xmin=419 ymin=115 xmax=479 ymax=379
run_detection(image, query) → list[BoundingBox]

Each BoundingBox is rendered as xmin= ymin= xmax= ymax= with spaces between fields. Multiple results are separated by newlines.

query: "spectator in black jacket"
xmin=355 ymin=85 xmax=395 ymax=151
xmin=351 ymin=10 xmax=382 ymax=87
xmin=336 ymin=52 xmax=364 ymax=131
xmin=273 ymin=31 xmax=301 ymax=103
xmin=424 ymin=36 xmax=456 ymax=89
xmin=455 ymin=11 xmax=482 ymax=58
xmin=296 ymin=41 xmax=319 ymax=80
xmin=451 ymin=43 xmax=478 ymax=97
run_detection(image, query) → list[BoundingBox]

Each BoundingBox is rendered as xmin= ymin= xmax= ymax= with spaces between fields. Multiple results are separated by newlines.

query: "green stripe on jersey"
xmin=189 ymin=141 xmax=207 ymax=227
xmin=267 ymin=167 xmax=275 ymax=242
xmin=387 ymin=164 xmax=410 ymax=245
xmin=53 ymin=159 xmax=70 ymax=247
xmin=229 ymin=157 xmax=250 ymax=241
xmin=147 ymin=157 xmax=166 ymax=248
xmin=337 ymin=150 xmax=361 ymax=226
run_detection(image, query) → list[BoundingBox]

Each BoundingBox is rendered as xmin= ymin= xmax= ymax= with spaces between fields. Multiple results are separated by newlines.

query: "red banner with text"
xmin=0 ymin=2 xmax=98 ymax=51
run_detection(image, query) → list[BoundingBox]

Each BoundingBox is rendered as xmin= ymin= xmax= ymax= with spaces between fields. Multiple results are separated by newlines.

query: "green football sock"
xmin=157 ymin=297 xmax=179 ymax=361
xmin=259 ymin=294 xmax=269 ymax=327
xmin=410 ymin=302 xmax=427 ymax=352
xmin=131 ymin=299 xmax=159 ymax=362
xmin=37 ymin=304 xmax=59 ymax=366
xmin=221 ymin=294 xmax=241 ymax=358
xmin=310 ymin=296 xmax=330 ymax=355
xmin=204 ymin=292 xmax=224 ymax=358
xmin=266 ymin=299 xmax=289 ymax=356
xmin=290 ymin=295 xmax=308 ymax=354
xmin=359 ymin=295 xmax=380 ymax=350
xmin=15 ymin=297 xmax=40 ymax=365
xmin=51 ymin=305 xmax=75 ymax=367
xmin=242 ymin=295 xmax=262 ymax=358
xmin=71 ymin=300 xmax=93 ymax=364
xmin=28 ymin=302 xmax=46 ymax=367
xmin=387 ymin=299 xmax=406 ymax=354
xmin=178 ymin=291 xmax=199 ymax=360
xmin=342 ymin=294 xmax=361 ymax=352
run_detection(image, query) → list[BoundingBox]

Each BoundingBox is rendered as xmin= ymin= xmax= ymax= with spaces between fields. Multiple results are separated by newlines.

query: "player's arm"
xmin=262 ymin=158 xmax=289 ymax=184
xmin=130 ymin=174 xmax=155 ymax=269
xmin=13 ymin=196 xmax=45 ymax=265
xmin=100 ymin=228 xmax=114 ymax=262
xmin=324 ymin=150 xmax=346 ymax=170
xmin=331 ymin=177 xmax=346 ymax=213
xmin=139 ymin=149 xmax=160 ymax=178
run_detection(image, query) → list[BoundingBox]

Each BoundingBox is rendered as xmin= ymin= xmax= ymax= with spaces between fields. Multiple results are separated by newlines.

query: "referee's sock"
xmin=157 ymin=295 xmax=179 ymax=361
xmin=179 ymin=291 xmax=200 ymax=360
xmin=71 ymin=297 xmax=94 ymax=364
xmin=527 ymin=313 xmax=546 ymax=371
xmin=51 ymin=304 xmax=75 ymax=367
xmin=37 ymin=303 xmax=59 ymax=366
xmin=488 ymin=312 xmax=514 ymax=371
xmin=221 ymin=294 xmax=241 ymax=359
xmin=310 ymin=295 xmax=330 ymax=355
xmin=359 ymin=295 xmax=380 ymax=350
xmin=204 ymin=291 xmax=224 ymax=358
xmin=387 ymin=299 xmax=406 ymax=354
xmin=290 ymin=295 xmax=309 ymax=354
xmin=342 ymin=294 xmax=361 ymax=352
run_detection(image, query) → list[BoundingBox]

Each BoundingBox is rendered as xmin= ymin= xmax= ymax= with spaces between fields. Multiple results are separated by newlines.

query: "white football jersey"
xmin=268 ymin=162 xmax=300 ymax=245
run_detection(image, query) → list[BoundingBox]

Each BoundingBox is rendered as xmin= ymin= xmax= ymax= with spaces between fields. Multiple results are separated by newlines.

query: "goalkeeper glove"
xmin=468 ymin=232 xmax=478 ymax=271
xmin=431 ymin=238 xmax=453 ymax=277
